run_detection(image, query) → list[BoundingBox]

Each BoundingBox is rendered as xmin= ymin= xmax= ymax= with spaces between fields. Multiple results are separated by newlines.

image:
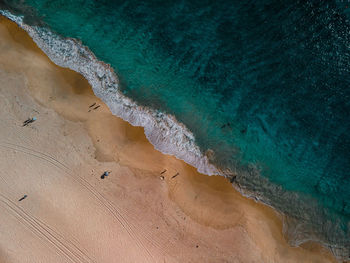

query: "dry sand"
xmin=0 ymin=16 xmax=339 ymax=263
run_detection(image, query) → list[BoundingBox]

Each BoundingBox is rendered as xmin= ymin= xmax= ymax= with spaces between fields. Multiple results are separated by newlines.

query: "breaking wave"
xmin=1 ymin=10 xmax=349 ymax=260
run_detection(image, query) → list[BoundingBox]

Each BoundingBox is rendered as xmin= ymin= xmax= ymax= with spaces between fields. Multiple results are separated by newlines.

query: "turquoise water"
xmin=1 ymin=0 xmax=349 ymax=255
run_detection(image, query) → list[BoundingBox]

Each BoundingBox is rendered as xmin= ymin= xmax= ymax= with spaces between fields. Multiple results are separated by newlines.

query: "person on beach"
xmin=18 ymin=195 xmax=27 ymax=201
xmin=23 ymin=117 xmax=36 ymax=126
xmin=100 ymin=171 xmax=110 ymax=179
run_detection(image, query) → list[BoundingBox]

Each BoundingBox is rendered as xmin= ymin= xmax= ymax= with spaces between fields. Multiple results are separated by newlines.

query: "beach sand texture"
xmin=0 ymin=16 xmax=339 ymax=263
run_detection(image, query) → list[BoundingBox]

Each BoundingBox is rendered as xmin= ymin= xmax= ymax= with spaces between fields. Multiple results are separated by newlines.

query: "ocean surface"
xmin=1 ymin=0 xmax=349 ymax=258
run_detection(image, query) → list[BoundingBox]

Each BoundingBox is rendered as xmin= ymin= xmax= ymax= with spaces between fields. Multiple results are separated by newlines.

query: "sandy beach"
xmin=0 ymin=16 xmax=339 ymax=263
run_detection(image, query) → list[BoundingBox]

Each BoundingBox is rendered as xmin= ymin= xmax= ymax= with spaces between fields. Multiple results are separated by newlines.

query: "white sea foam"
xmin=1 ymin=10 xmax=349 ymax=260
xmin=0 ymin=10 xmax=220 ymax=177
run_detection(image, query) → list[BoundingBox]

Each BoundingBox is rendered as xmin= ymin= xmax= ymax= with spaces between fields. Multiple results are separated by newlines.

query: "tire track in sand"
xmin=0 ymin=142 xmax=169 ymax=262
xmin=0 ymin=193 xmax=95 ymax=263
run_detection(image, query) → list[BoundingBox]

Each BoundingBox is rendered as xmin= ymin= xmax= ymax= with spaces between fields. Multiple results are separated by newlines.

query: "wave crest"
xmin=0 ymin=10 xmax=219 ymax=177
xmin=1 ymin=10 xmax=349 ymax=261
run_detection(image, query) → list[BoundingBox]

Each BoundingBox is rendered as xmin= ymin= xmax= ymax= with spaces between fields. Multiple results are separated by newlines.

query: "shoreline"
xmin=1 ymin=10 xmax=348 ymax=259
xmin=0 ymin=9 xmax=220 ymax=177
xmin=0 ymin=14 xmax=341 ymax=262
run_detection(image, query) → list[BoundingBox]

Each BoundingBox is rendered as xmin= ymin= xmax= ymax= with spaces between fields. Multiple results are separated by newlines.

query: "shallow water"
xmin=1 ymin=0 xmax=349 ymax=257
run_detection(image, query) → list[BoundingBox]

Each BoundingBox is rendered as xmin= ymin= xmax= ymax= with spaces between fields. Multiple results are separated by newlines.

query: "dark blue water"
xmin=1 ymin=0 xmax=349 ymax=255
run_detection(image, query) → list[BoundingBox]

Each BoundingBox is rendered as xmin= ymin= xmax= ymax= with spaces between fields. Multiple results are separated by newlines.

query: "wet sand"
xmin=0 ymin=16 xmax=339 ymax=263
